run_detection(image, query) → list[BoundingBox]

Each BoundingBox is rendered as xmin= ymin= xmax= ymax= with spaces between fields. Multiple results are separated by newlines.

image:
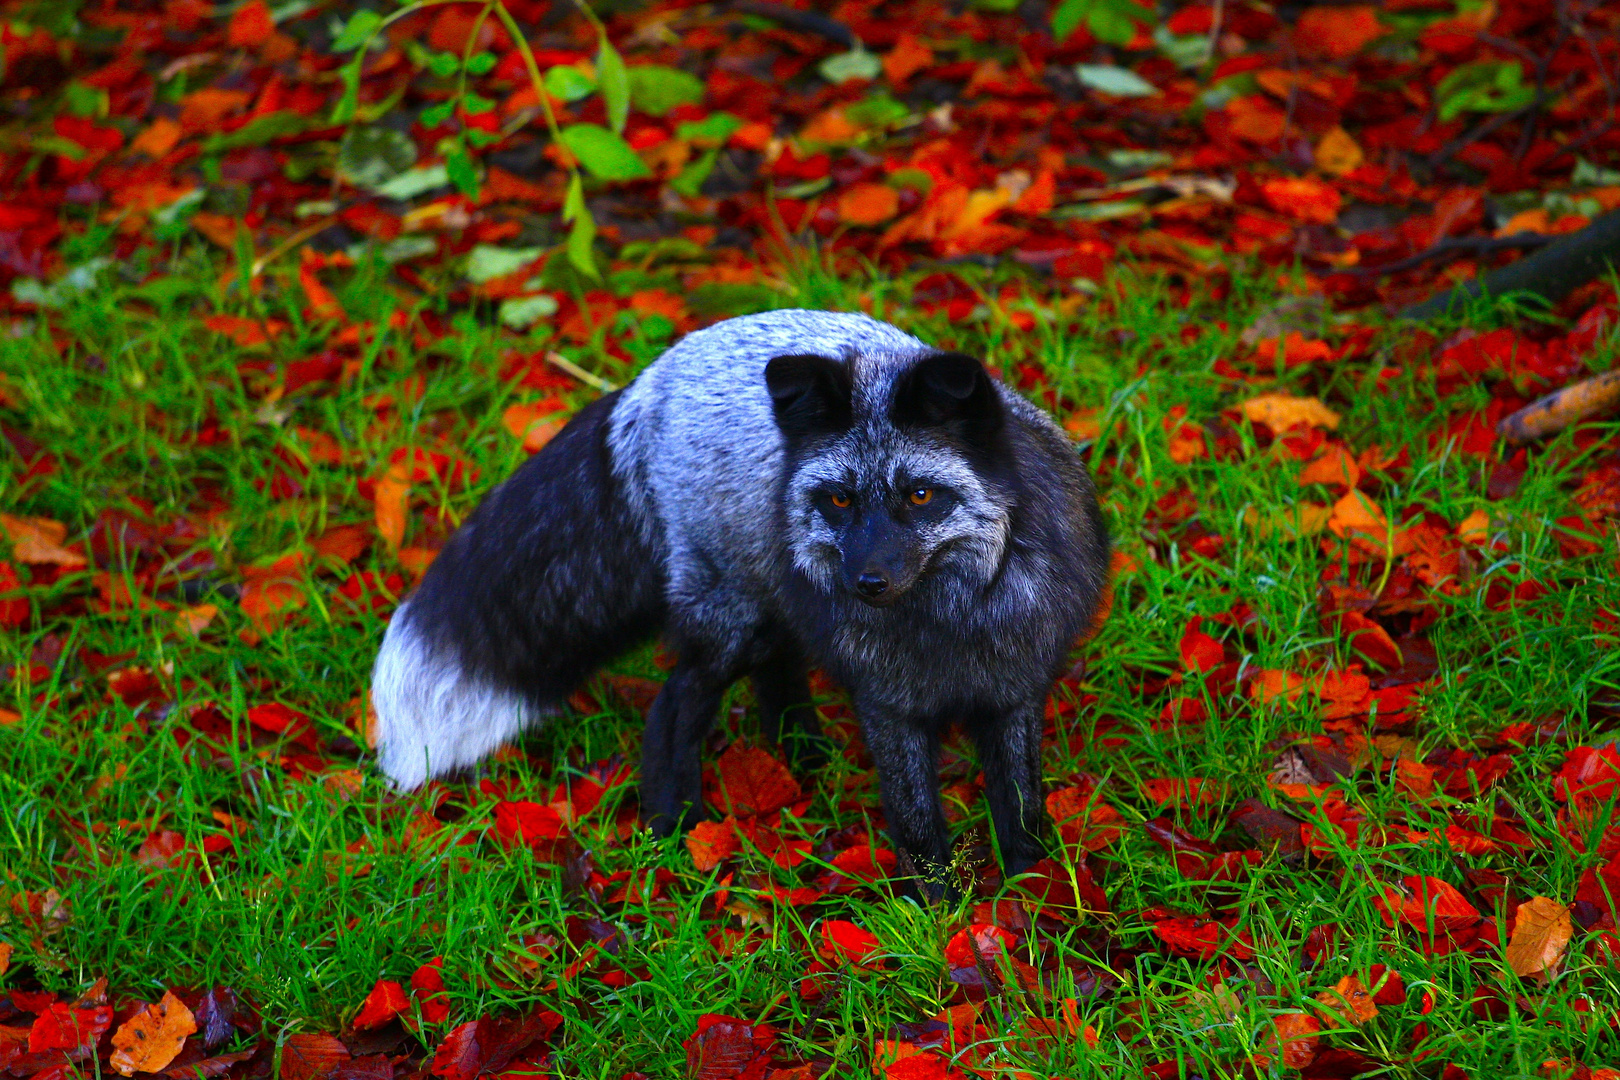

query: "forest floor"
xmin=1 ymin=0 xmax=1620 ymax=1077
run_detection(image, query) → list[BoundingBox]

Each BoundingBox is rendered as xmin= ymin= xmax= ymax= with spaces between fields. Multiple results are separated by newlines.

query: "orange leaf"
xmin=686 ymin=818 xmax=739 ymax=872
xmin=131 ymin=118 xmax=183 ymax=159
xmin=1315 ymin=127 xmax=1364 ymax=177
xmin=226 ymin=0 xmax=273 ymax=47
xmin=1334 ymin=610 xmax=1402 ymax=668
xmin=374 ymin=464 xmax=411 ymax=554
xmin=1298 ymin=444 xmax=1361 ymax=490
xmin=1317 ymin=666 xmax=1371 ymax=720
xmin=1327 ymin=489 xmax=1388 ymax=541
xmin=175 ymin=603 xmax=218 ymax=637
xmin=1224 ymin=95 xmax=1287 ymax=143
xmin=1295 ymin=5 xmax=1385 ymax=60
xmin=1504 ymin=896 xmax=1572 ymax=976
xmin=1260 ymin=1012 xmax=1321 ymax=1069
xmin=837 ymin=183 xmax=900 ymax=226
xmin=1314 ymin=975 xmax=1377 ymax=1027
xmin=1251 ymin=669 xmax=1308 ymax=706
xmin=0 ymin=514 xmax=86 ymax=568
xmin=1239 ymin=393 xmax=1341 ymax=431
xmin=1375 ymin=875 xmax=1480 ymax=931
xmin=298 ymin=262 xmax=344 ymax=321
xmin=108 ymin=991 xmax=196 ymax=1076
xmin=883 ymin=33 xmax=934 ymax=85
xmin=502 ymin=403 xmax=567 ymax=453
xmin=1261 ymin=177 xmax=1342 ymax=225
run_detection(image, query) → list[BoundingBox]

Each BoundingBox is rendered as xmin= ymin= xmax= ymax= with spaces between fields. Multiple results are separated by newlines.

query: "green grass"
xmin=2 ymin=238 xmax=1619 ymax=1078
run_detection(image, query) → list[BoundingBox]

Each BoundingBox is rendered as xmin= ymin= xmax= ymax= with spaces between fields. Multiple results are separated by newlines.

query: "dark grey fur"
xmin=371 ymin=310 xmax=1108 ymax=895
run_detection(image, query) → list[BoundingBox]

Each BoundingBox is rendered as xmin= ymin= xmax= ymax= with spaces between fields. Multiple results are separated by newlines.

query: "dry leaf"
xmin=1298 ymin=444 xmax=1361 ymax=489
xmin=0 ymin=514 xmax=86 ymax=568
xmin=1314 ymin=127 xmax=1364 ymax=177
xmin=176 ymin=604 xmax=218 ymax=637
xmin=1240 ymin=394 xmax=1341 ymax=432
xmin=1327 ymin=490 xmax=1388 ymax=541
xmin=373 ymin=464 xmax=411 ymax=554
xmin=1314 ymin=975 xmax=1377 ymax=1027
xmin=109 ymin=990 xmax=196 ymax=1076
xmin=1504 ymin=896 xmax=1572 ymax=976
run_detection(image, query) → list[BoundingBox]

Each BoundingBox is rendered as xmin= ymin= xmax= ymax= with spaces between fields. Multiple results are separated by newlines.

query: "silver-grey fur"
xmin=370 ymin=310 xmax=1108 ymax=896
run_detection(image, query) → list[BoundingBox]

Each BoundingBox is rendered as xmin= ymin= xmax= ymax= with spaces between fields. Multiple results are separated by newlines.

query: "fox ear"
xmin=891 ymin=351 xmax=1002 ymax=441
xmin=766 ymin=354 xmax=853 ymax=441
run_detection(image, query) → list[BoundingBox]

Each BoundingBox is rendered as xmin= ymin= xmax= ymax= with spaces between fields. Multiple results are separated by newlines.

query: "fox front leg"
xmin=857 ymin=700 xmax=955 ymax=901
xmin=973 ymin=699 xmax=1050 ymax=878
xmin=751 ymin=639 xmax=830 ymax=768
xmin=639 ymin=663 xmax=725 ymax=836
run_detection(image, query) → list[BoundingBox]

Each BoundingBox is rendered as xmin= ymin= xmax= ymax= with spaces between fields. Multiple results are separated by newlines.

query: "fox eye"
xmin=829 ymin=492 xmax=851 ymax=508
xmin=909 ymin=487 xmax=933 ymax=506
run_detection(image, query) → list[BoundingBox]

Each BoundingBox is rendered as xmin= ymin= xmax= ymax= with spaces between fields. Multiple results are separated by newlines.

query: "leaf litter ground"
xmin=1 ymin=0 xmax=1620 ymax=1078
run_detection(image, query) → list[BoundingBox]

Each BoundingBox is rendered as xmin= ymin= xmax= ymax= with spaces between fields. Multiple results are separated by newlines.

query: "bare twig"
xmin=1351 ymin=232 xmax=1554 ymax=278
xmin=1498 ymin=370 xmax=1620 ymax=442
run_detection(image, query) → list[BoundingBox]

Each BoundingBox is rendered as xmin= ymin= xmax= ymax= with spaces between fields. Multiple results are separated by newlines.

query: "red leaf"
xmin=1554 ymin=746 xmax=1620 ymax=806
xmin=943 ymin=924 xmax=1017 ymax=968
xmin=682 ymin=1015 xmax=773 ymax=1080
xmin=711 ymin=743 xmax=801 ymax=817
xmin=1374 ymin=876 xmax=1480 ymax=931
xmin=280 ymin=1034 xmax=350 ymax=1080
xmin=1178 ymin=617 xmax=1225 ymax=673
xmin=352 ymin=980 xmax=409 ymax=1032
xmin=27 ymin=1002 xmax=111 ymax=1053
xmin=429 ymin=1021 xmax=483 ymax=1080
xmin=226 ymin=0 xmax=273 ymax=47
xmin=818 ymin=921 xmax=881 ymax=966
xmin=410 ymin=959 xmax=450 ymax=1025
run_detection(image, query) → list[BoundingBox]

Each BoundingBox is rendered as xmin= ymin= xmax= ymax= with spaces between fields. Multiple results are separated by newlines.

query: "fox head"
xmin=766 ymin=350 xmax=1013 ymax=606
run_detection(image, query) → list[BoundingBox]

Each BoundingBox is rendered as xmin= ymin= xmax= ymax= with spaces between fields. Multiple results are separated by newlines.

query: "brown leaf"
xmin=1504 ymin=896 xmax=1572 ymax=976
xmin=109 ymin=991 xmax=197 ymax=1076
xmin=280 ymin=1033 xmax=350 ymax=1080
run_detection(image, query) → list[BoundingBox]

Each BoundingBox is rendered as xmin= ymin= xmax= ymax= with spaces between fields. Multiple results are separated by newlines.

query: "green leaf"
xmin=466 ymin=245 xmax=546 ymax=283
xmin=598 ymin=37 xmax=630 ymax=134
xmin=421 ymin=101 xmax=454 ymax=128
xmin=1075 ymin=64 xmax=1160 ymax=97
xmin=206 ymin=111 xmax=310 ymax=152
xmin=426 ymin=51 xmax=460 ymax=78
xmin=563 ymin=172 xmax=599 ymax=279
xmin=559 ymin=123 xmax=651 ymax=181
xmin=626 ymin=65 xmax=705 ymax=117
xmin=1052 ymin=0 xmax=1087 ymax=43
xmin=466 ymin=128 xmax=500 ymax=148
xmin=498 ymin=293 xmax=560 ymax=329
xmin=331 ymin=8 xmax=381 ymax=52
xmin=336 ymin=125 xmax=418 ymax=188
xmin=446 ymin=143 xmax=480 ymax=199
xmin=844 ymin=93 xmax=910 ymax=127
xmin=670 ymin=146 xmax=720 ymax=198
xmin=819 ymin=48 xmax=882 ymax=84
xmin=372 ymin=164 xmax=450 ymax=200
xmin=465 ymin=51 xmax=497 ymax=76
xmin=1088 ymin=4 xmax=1138 ymax=46
xmin=545 ymin=65 xmax=596 ymax=102
xmin=675 ymin=111 xmax=742 ymax=146
xmin=1436 ymin=61 xmax=1535 ymax=121
xmin=64 ymin=81 xmax=108 ymax=118
xmin=331 ymin=53 xmax=364 ymax=124
xmin=462 ymin=92 xmax=495 ymax=115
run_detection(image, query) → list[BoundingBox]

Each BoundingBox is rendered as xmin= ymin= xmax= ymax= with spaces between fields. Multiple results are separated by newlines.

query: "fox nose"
xmin=856 ymin=572 xmax=890 ymax=598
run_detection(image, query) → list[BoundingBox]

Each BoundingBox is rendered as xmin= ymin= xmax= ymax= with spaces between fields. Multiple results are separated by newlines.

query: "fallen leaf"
xmin=0 ymin=514 xmax=86 ymax=568
xmin=109 ymin=990 xmax=197 ymax=1076
xmin=1314 ymin=975 xmax=1378 ymax=1027
xmin=374 ymin=464 xmax=411 ymax=554
xmin=686 ymin=818 xmax=739 ymax=871
xmin=838 ymin=182 xmax=901 ymax=226
xmin=1314 ymin=127 xmax=1365 ymax=177
xmin=1240 ymin=394 xmax=1341 ymax=431
xmin=1504 ymin=896 xmax=1572 ymax=976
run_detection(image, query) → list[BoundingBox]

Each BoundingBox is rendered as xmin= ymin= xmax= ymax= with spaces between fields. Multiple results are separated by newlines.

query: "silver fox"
xmin=371 ymin=310 xmax=1108 ymax=893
